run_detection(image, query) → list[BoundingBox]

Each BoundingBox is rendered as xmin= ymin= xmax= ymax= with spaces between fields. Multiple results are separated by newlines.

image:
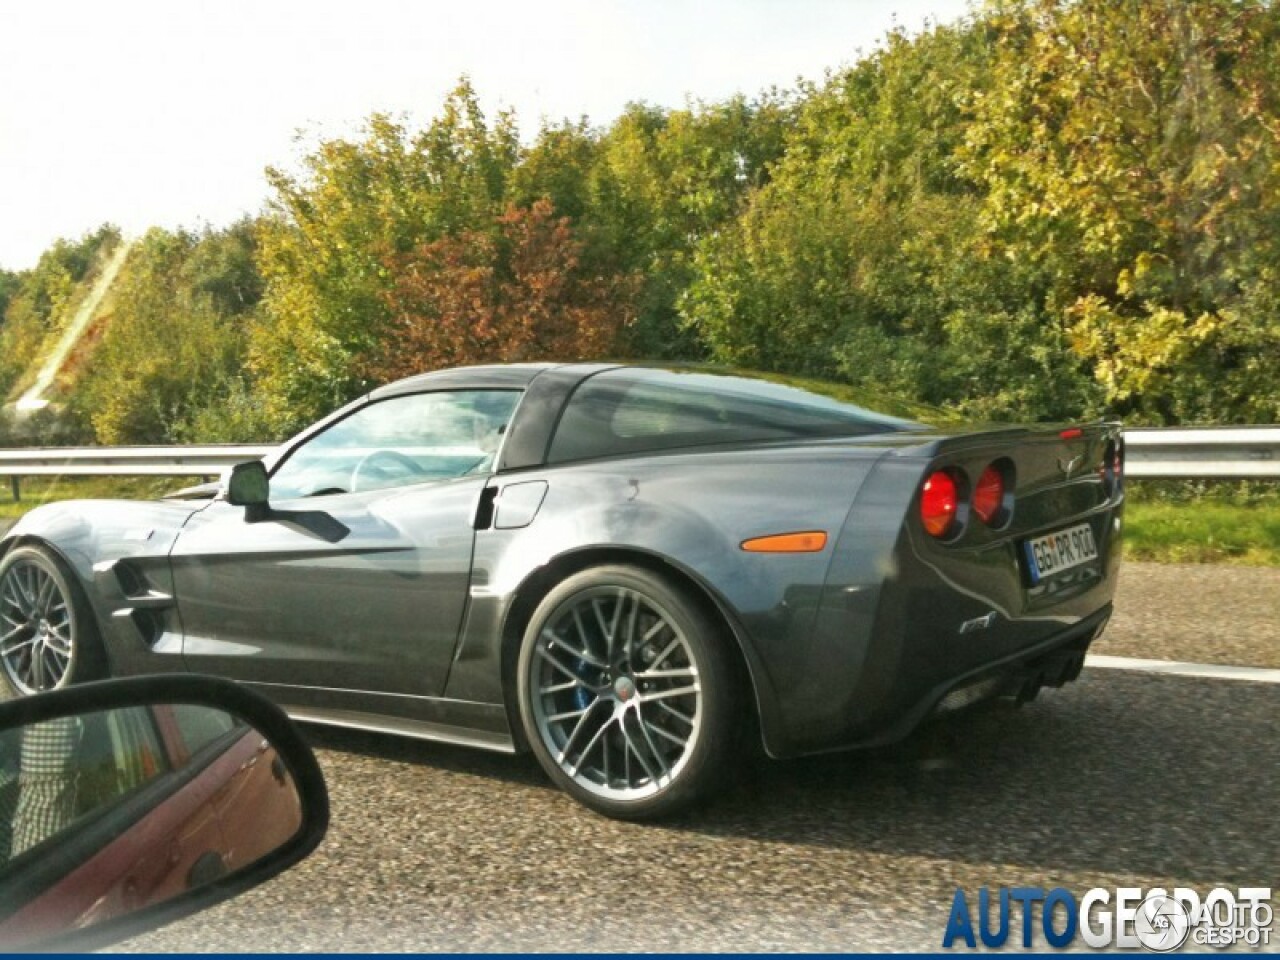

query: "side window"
xmin=548 ymin=369 xmax=907 ymax=464
xmin=270 ymin=390 xmax=522 ymax=500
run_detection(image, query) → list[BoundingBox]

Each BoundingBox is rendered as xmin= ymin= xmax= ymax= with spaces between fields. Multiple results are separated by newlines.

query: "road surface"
xmin=122 ymin=562 xmax=1278 ymax=952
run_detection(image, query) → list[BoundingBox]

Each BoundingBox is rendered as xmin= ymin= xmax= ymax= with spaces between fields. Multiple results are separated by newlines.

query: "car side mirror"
xmin=226 ymin=461 xmax=270 ymax=522
xmin=0 ymin=676 xmax=328 ymax=951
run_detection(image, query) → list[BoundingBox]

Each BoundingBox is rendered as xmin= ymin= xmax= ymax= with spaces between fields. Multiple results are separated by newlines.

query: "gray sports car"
xmin=0 ymin=364 xmax=1123 ymax=818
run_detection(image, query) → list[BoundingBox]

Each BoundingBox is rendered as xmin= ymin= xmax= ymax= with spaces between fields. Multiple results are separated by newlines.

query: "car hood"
xmin=1 ymin=499 xmax=205 ymax=574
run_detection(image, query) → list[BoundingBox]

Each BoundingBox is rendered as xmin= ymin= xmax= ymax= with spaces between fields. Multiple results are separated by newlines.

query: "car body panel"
xmin=444 ymin=440 xmax=889 ymax=752
xmin=0 ymin=500 xmax=202 ymax=676
xmin=169 ymin=476 xmax=485 ymax=697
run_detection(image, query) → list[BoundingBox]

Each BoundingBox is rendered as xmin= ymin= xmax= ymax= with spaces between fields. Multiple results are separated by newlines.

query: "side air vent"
xmin=130 ymin=609 xmax=165 ymax=646
xmin=114 ymin=560 xmax=148 ymax=598
xmin=107 ymin=560 xmax=177 ymax=649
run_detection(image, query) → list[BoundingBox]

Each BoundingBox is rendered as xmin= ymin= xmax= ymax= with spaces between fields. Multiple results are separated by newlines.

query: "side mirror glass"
xmin=226 ymin=461 xmax=270 ymax=518
xmin=0 ymin=676 xmax=327 ymax=951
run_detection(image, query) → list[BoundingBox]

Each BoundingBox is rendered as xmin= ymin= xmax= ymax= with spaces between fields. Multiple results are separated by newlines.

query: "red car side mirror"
xmin=0 ymin=675 xmax=328 ymax=951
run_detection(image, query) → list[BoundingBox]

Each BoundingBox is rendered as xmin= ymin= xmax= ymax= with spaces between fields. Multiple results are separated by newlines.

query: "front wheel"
xmin=516 ymin=565 xmax=740 ymax=820
xmin=0 ymin=545 xmax=105 ymax=697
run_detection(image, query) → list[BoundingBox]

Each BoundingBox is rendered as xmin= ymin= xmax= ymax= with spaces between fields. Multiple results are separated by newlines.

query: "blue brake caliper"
xmin=572 ymin=659 xmax=593 ymax=711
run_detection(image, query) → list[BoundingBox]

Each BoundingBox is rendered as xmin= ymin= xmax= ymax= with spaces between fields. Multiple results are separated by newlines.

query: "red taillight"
xmin=921 ymin=470 xmax=959 ymax=538
xmin=973 ymin=464 xmax=1004 ymax=525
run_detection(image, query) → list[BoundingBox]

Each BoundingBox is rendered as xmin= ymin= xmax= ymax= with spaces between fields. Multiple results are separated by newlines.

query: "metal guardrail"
xmin=0 ymin=428 xmax=1276 ymax=500
xmin=0 ymin=445 xmax=273 ymax=500
xmin=1124 ymin=427 xmax=1280 ymax=479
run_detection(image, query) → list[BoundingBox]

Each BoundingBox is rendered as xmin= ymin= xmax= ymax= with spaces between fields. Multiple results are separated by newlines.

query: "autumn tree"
xmin=366 ymin=200 xmax=635 ymax=382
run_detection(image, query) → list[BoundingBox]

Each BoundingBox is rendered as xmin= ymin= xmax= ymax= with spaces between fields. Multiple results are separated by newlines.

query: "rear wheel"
xmin=0 ymin=545 xmax=105 ymax=697
xmin=516 ymin=564 xmax=740 ymax=820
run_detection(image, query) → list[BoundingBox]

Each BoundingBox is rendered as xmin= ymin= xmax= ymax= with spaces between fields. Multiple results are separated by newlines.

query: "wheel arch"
xmin=0 ymin=533 xmax=22 ymax=565
xmin=498 ymin=544 xmax=781 ymax=756
xmin=1 ymin=533 xmax=78 ymax=577
xmin=1 ymin=533 xmax=103 ymax=598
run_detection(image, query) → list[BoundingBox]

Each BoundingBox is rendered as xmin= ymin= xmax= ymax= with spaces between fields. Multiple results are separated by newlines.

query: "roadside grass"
xmin=1123 ymin=481 xmax=1280 ymax=566
xmin=0 ymin=475 xmax=184 ymax=521
xmin=1 ymin=475 xmax=1277 ymax=566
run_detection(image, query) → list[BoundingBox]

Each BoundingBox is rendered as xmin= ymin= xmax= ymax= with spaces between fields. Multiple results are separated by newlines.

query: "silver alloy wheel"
xmin=0 ymin=557 xmax=76 ymax=694
xmin=528 ymin=586 xmax=703 ymax=801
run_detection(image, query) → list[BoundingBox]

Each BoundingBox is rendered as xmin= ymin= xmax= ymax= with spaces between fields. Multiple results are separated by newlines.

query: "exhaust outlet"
xmin=1016 ymin=673 xmax=1045 ymax=704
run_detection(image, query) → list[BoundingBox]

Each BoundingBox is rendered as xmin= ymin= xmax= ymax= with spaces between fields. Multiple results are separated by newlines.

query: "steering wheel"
xmin=459 ymin=453 xmax=496 ymax=476
xmin=349 ymin=450 xmax=429 ymax=492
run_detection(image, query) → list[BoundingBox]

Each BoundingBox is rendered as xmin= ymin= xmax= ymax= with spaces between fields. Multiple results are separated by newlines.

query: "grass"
xmin=0 ymin=476 xmax=187 ymax=521
xmin=1123 ymin=485 xmax=1280 ymax=566
xmin=2 ymin=475 xmax=1277 ymax=566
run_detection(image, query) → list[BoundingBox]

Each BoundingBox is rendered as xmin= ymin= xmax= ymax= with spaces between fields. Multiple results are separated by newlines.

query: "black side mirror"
xmin=226 ymin=461 xmax=270 ymax=522
xmin=0 ymin=675 xmax=328 ymax=951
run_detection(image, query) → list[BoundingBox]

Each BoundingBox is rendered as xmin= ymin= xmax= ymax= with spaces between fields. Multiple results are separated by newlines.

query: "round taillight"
xmin=921 ymin=470 xmax=959 ymax=538
xmin=973 ymin=464 xmax=1004 ymax=526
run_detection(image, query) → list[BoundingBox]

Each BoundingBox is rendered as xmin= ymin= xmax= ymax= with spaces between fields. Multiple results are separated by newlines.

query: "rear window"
xmin=548 ymin=368 xmax=922 ymax=464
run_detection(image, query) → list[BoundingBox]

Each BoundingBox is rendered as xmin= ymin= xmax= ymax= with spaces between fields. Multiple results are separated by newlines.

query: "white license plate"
xmin=1024 ymin=522 xmax=1098 ymax=585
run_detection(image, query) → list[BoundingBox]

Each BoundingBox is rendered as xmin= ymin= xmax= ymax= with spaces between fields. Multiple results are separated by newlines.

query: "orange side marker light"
xmin=740 ymin=531 xmax=828 ymax=553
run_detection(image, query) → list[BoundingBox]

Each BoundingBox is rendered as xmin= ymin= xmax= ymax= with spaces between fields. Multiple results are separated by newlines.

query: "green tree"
xmin=253 ymin=79 xmax=521 ymax=432
xmin=70 ymin=224 xmax=268 ymax=444
xmin=0 ymin=225 xmax=121 ymax=399
xmin=960 ymin=0 xmax=1280 ymax=423
xmin=0 ymin=270 xmax=21 ymax=322
xmin=682 ymin=21 xmax=1096 ymax=420
xmin=585 ymin=96 xmax=793 ymax=359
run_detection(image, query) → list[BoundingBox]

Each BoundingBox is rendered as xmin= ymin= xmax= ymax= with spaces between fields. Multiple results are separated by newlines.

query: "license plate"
xmin=1024 ymin=522 xmax=1098 ymax=585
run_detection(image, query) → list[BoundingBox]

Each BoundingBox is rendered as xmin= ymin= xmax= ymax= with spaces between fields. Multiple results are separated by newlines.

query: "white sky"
xmin=0 ymin=0 xmax=969 ymax=271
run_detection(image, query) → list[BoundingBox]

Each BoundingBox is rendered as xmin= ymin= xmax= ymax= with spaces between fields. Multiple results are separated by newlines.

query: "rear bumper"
xmin=838 ymin=603 xmax=1110 ymax=751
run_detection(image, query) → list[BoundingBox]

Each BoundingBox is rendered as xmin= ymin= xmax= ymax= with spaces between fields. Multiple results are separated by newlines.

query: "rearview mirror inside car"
xmin=0 ymin=675 xmax=328 ymax=951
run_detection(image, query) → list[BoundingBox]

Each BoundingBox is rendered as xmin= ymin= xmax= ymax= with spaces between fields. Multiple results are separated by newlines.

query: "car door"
xmin=168 ymin=388 xmax=522 ymax=699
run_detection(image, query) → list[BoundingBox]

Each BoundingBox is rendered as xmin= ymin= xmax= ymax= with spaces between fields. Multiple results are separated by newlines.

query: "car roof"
xmin=367 ymin=362 xmax=574 ymax=400
xmin=367 ymin=363 xmax=946 ymax=427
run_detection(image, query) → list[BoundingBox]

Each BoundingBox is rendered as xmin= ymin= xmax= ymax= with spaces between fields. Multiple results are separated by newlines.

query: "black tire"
xmin=516 ymin=564 xmax=740 ymax=820
xmin=0 ymin=544 xmax=107 ymax=699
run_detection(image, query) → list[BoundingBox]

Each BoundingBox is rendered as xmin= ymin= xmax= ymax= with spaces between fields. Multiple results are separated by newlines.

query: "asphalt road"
xmin=1094 ymin=562 xmax=1280 ymax=669
xmin=121 ymin=562 xmax=1278 ymax=953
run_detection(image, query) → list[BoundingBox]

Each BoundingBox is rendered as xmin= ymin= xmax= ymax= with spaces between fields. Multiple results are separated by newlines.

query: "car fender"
xmin=1 ymin=500 xmax=202 ymax=675
xmin=443 ymin=448 xmax=885 ymax=755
